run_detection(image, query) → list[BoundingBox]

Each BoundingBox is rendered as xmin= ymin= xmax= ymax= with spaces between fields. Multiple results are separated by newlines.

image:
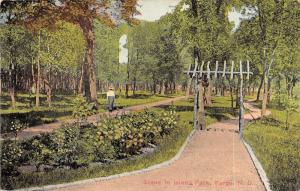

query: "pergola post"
xmin=192 ymin=58 xmax=199 ymax=129
xmin=184 ymin=60 xmax=252 ymax=135
xmin=239 ymin=61 xmax=244 ymax=138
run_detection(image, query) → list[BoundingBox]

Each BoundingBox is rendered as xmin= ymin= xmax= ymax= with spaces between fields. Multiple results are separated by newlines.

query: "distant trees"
xmin=94 ymin=19 xmax=184 ymax=96
xmin=1 ymin=0 xmax=139 ymax=103
xmin=0 ymin=23 xmax=86 ymax=108
xmin=126 ymin=19 xmax=183 ymax=95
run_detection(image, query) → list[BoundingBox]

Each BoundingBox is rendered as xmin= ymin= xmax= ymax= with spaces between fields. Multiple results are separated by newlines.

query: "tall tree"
xmin=239 ymin=0 xmax=300 ymax=116
xmin=1 ymin=0 xmax=139 ymax=103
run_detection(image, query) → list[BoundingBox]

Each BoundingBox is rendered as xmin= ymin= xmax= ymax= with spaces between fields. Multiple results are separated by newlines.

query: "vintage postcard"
xmin=0 ymin=0 xmax=299 ymax=191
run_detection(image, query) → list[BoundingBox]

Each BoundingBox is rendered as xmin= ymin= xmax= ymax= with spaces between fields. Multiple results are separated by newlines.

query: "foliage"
xmin=0 ymin=116 xmax=190 ymax=190
xmin=22 ymin=137 xmax=53 ymax=172
xmin=1 ymin=140 xmax=23 ymax=176
xmin=244 ymin=109 xmax=300 ymax=191
xmin=1 ymin=108 xmax=179 ymax=189
xmin=72 ymin=95 xmax=96 ymax=122
xmin=272 ymin=93 xmax=298 ymax=128
xmin=0 ymin=97 xmax=245 ymax=189
xmin=8 ymin=120 xmax=28 ymax=138
xmin=97 ymin=109 xmax=179 ymax=157
xmin=94 ymin=21 xmax=123 ymax=84
xmin=50 ymin=125 xmax=95 ymax=168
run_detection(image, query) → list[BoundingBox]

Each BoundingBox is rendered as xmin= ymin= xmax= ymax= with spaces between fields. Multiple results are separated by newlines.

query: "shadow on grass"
xmin=0 ymin=94 xmax=75 ymax=110
xmin=0 ymin=110 xmax=72 ymax=134
xmin=154 ymin=104 xmax=238 ymax=122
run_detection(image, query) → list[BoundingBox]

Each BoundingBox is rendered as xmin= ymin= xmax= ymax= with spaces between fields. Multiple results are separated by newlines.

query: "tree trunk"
xmin=230 ymin=86 xmax=234 ymax=108
xmin=235 ymin=84 xmax=239 ymax=109
xmin=199 ymin=80 xmax=206 ymax=130
xmin=206 ymin=78 xmax=213 ymax=106
xmin=8 ymin=27 xmax=16 ymax=109
xmin=125 ymin=60 xmax=130 ymax=98
xmin=36 ymin=31 xmax=41 ymax=108
xmin=36 ymin=58 xmax=41 ymax=108
xmin=79 ymin=17 xmax=97 ymax=103
xmin=160 ymin=81 xmax=165 ymax=95
xmin=261 ymin=74 xmax=268 ymax=116
xmin=267 ymin=77 xmax=272 ymax=103
xmin=9 ymin=90 xmax=16 ymax=109
xmin=46 ymin=83 xmax=52 ymax=107
xmin=44 ymin=73 xmax=52 ymax=107
xmin=186 ymin=78 xmax=191 ymax=99
xmin=256 ymin=74 xmax=264 ymax=101
xmin=152 ymin=78 xmax=156 ymax=94
xmin=133 ymin=77 xmax=137 ymax=96
xmin=78 ymin=64 xmax=84 ymax=94
xmin=0 ymin=78 xmax=2 ymax=96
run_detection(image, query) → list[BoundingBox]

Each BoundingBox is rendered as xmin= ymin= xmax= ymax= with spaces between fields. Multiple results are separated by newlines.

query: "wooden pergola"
xmin=185 ymin=59 xmax=253 ymax=138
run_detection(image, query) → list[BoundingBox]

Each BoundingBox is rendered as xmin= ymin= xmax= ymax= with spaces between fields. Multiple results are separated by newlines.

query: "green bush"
xmin=1 ymin=109 xmax=179 ymax=189
xmin=51 ymin=125 xmax=95 ymax=167
xmin=9 ymin=120 xmax=28 ymax=138
xmin=1 ymin=140 xmax=23 ymax=176
xmin=22 ymin=137 xmax=53 ymax=171
xmin=97 ymin=109 xmax=178 ymax=157
xmin=72 ymin=96 xmax=96 ymax=122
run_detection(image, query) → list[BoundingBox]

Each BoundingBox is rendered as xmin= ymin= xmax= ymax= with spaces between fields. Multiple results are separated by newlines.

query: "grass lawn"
xmin=2 ymin=96 xmax=239 ymax=189
xmin=0 ymin=91 xmax=183 ymax=133
xmin=0 ymin=91 xmax=182 ymax=115
xmin=244 ymin=107 xmax=300 ymax=191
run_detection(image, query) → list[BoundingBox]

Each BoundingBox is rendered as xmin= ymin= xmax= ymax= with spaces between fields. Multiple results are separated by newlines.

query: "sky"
xmin=136 ymin=0 xmax=242 ymax=29
xmin=119 ymin=0 xmax=244 ymax=64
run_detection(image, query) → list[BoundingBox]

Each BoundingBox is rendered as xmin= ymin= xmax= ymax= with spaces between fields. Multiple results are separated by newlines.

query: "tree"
xmin=171 ymin=0 xmax=235 ymax=104
xmin=240 ymin=0 xmax=300 ymax=116
xmin=39 ymin=22 xmax=86 ymax=106
xmin=1 ymin=0 xmax=139 ymax=103
xmin=0 ymin=25 xmax=33 ymax=108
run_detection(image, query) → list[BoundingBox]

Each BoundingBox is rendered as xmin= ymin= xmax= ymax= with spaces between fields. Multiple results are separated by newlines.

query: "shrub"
xmin=22 ymin=137 xmax=53 ymax=171
xmin=80 ymin=126 xmax=116 ymax=162
xmin=96 ymin=109 xmax=179 ymax=157
xmin=9 ymin=120 xmax=28 ymax=138
xmin=51 ymin=125 xmax=92 ymax=167
xmin=72 ymin=96 xmax=96 ymax=122
xmin=1 ymin=140 xmax=23 ymax=176
xmin=1 ymin=108 xmax=180 ymax=189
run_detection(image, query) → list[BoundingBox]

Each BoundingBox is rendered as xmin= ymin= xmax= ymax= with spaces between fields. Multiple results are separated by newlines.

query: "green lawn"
xmin=0 ymin=91 xmax=182 ymax=114
xmin=0 ymin=91 xmax=183 ymax=131
xmin=244 ymin=107 xmax=300 ymax=191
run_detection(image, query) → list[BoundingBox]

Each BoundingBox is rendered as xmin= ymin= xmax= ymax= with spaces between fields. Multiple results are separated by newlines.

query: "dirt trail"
xmin=56 ymin=102 xmax=270 ymax=191
xmin=2 ymin=96 xmax=185 ymax=140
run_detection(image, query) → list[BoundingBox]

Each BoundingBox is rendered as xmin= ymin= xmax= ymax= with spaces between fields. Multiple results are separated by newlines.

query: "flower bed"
xmin=1 ymin=109 xmax=179 ymax=189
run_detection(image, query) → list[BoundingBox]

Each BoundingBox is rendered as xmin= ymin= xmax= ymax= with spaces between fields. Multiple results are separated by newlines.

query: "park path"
xmin=56 ymin=102 xmax=270 ymax=191
xmin=2 ymin=96 xmax=185 ymax=140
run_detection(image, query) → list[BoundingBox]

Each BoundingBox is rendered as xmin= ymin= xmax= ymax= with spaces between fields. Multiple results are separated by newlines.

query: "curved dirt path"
xmin=55 ymin=102 xmax=270 ymax=191
xmin=2 ymin=96 xmax=185 ymax=140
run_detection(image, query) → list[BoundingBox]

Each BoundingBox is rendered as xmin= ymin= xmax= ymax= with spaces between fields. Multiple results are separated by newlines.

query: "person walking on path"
xmin=107 ymin=86 xmax=115 ymax=112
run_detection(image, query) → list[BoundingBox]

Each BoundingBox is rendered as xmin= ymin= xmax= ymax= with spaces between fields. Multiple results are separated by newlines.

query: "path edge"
xmin=13 ymin=128 xmax=197 ymax=191
xmin=242 ymin=139 xmax=272 ymax=191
